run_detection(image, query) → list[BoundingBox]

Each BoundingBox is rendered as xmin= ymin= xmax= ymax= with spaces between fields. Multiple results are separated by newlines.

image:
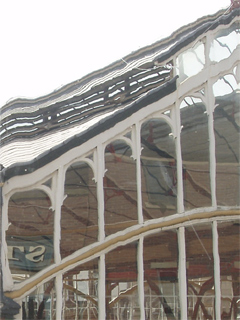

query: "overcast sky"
xmin=0 ymin=0 xmax=230 ymax=108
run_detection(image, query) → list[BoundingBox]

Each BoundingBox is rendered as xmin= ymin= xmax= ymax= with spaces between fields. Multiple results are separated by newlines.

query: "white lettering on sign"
xmin=8 ymin=245 xmax=46 ymax=263
xmin=8 ymin=246 xmax=24 ymax=261
xmin=25 ymin=246 xmax=46 ymax=262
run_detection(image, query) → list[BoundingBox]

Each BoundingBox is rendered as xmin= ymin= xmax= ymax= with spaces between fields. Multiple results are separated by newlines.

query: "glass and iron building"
xmin=0 ymin=6 xmax=239 ymax=320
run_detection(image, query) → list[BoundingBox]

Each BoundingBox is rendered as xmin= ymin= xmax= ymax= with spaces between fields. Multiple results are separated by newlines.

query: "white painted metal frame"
xmin=1 ymin=17 xmax=239 ymax=320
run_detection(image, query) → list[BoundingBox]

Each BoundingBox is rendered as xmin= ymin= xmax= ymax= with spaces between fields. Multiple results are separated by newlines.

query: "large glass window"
xmin=7 ymin=189 xmax=54 ymax=283
xmin=61 ymin=161 xmax=98 ymax=259
xmin=213 ymin=75 xmax=240 ymax=206
xmin=104 ymin=140 xmax=138 ymax=235
xmin=210 ymin=22 xmax=240 ymax=63
xmin=141 ymin=118 xmax=177 ymax=219
xmin=105 ymin=242 xmax=139 ymax=319
xmin=185 ymin=223 xmax=214 ymax=319
xmin=176 ymin=41 xmax=205 ymax=83
xmin=62 ymin=258 xmax=99 ymax=320
xmin=143 ymin=230 xmax=179 ymax=319
xmin=180 ymin=96 xmax=212 ymax=210
xmin=218 ymin=220 xmax=240 ymax=320
xmin=22 ymin=278 xmax=56 ymax=320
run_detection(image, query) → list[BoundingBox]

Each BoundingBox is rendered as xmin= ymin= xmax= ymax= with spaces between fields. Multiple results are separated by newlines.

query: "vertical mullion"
xmin=54 ymin=167 xmax=64 ymax=319
xmin=138 ymin=237 xmax=145 ymax=320
xmin=98 ymin=254 xmax=106 ymax=320
xmin=178 ymin=226 xmax=187 ymax=320
xmin=54 ymin=167 xmax=64 ymax=264
xmin=173 ymin=101 xmax=184 ymax=214
xmin=55 ymin=274 xmax=63 ymax=320
xmin=206 ymin=79 xmax=217 ymax=208
xmin=133 ymin=122 xmax=144 ymax=224
xmin=212 ymin=220 xmax=221 ymax=319
xmin=96 ymin=145 xmax=106 ymax=319
xmin=96 ymin=145 xmax=105 ymax=242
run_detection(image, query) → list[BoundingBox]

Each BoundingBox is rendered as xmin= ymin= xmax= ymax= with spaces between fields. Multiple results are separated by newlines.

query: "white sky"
xmin=0 ymin=0 xmax=230 ymax=108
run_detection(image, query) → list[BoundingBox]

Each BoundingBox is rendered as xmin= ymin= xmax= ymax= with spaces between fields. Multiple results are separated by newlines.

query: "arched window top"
xmin=7 ymin=189 xmax=54 ymax=284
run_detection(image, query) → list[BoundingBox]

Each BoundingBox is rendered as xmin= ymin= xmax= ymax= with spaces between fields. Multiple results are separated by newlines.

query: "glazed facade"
xmin=0 ymin=9 xmax=240 ymax=320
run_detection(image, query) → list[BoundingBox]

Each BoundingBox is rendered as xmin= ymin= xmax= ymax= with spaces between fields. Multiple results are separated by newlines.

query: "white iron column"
xmin=53 ymin=167 xmax=65 ymax=319
xmin=96 ymin=145 xmax=106 ymax=319
xmin=98 ymin=254 xmax=106 ymax=320
xmin=133 ymin=123 xmax=144 ymax=224
xmin=206 ymin=79 xmax=217 ymax=208
xmin=138 ymin=237 xmax=145 ymax=319
xmin=172 ymin=100 xmax=184 ymax=214
xmin=178 ymin=227 xmax=188 ymax=320
xmin=212 ymin=220 xmax=221 ymax=319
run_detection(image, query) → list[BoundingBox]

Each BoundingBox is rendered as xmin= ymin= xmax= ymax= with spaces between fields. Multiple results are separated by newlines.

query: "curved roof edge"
xmin=2 ymin=77 xmax=177 ymax=182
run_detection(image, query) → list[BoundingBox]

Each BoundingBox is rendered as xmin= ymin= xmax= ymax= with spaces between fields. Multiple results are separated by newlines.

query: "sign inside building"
xmin=7 ymin=236 xmax=53 ymax=272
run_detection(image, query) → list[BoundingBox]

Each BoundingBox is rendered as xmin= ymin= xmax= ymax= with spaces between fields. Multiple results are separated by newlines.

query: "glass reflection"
xmin=143 ymin=230 xmax=179 ymax=319
xmin=180 ymin=96 xmax=211 ymax=210
xmin=213 ymin=76 xmax=240 ymax=206
xmin=105 ymin=242 xmax=139 ymax=319
xmin=61 ymin=161 xmax=98 ymax=259
xmin=218 ymin=220 xmax=240 ymax=320
xmin=210 ymin=22 xmax=240 ymax=63
xmin=42 ymin=178 xmax=52 ymax=189
xmin=22 ymin=278 xmax=56 ymax=320
xmin=141 ymin=118 xmax=177 ymax=219
xmin=62 ymin=259 xmax=99 ymax=320
xmin=176 ymin=41 xmax=205 ymax=82
xmin=185 ymin=223 xmax=214 ymax=319
xmin=7 ymin=190 xmax=54 ymax=283
xmin=104 ymin=140 xmax=138 ymax=235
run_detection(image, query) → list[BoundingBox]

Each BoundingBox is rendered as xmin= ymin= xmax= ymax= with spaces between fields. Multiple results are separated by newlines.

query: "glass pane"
xmin=22 ymin=278 xmax=56 ymax=320
xmin=213 ymin=76 xmax=240 ymax=206
xmin=7 ymin=190 xmax=54 ymax=283
xmin=106 ymin=242 xmax=139 ymax=319
xmin=104 ymin=140 xmax=138 ymax=235
xmin=210 ymin=22 xmax=240 ymax=63
xmin=143 ymin=230 xmax=179 ymax=319
xmin=61 ymin=161 xmax=98 ymax=259
xmin=177 ymin=41 xmax=205 ymax=82
xmin=42 ymin=178 xmax=52 ymax=188
xmin=218 ymin=220 xmax=240 ymax=320
xmin=124 ymin=131 xmax=132 ymax=139
xmin=180 ymin=97 xmax=211 ymax=210
xmin=141 ymin=119 xmax=177 ymax=219
xmin=62 ymin=258 xmax=99 ymax=320
xmin=185 ymin=223 xmax=214 ymax=319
